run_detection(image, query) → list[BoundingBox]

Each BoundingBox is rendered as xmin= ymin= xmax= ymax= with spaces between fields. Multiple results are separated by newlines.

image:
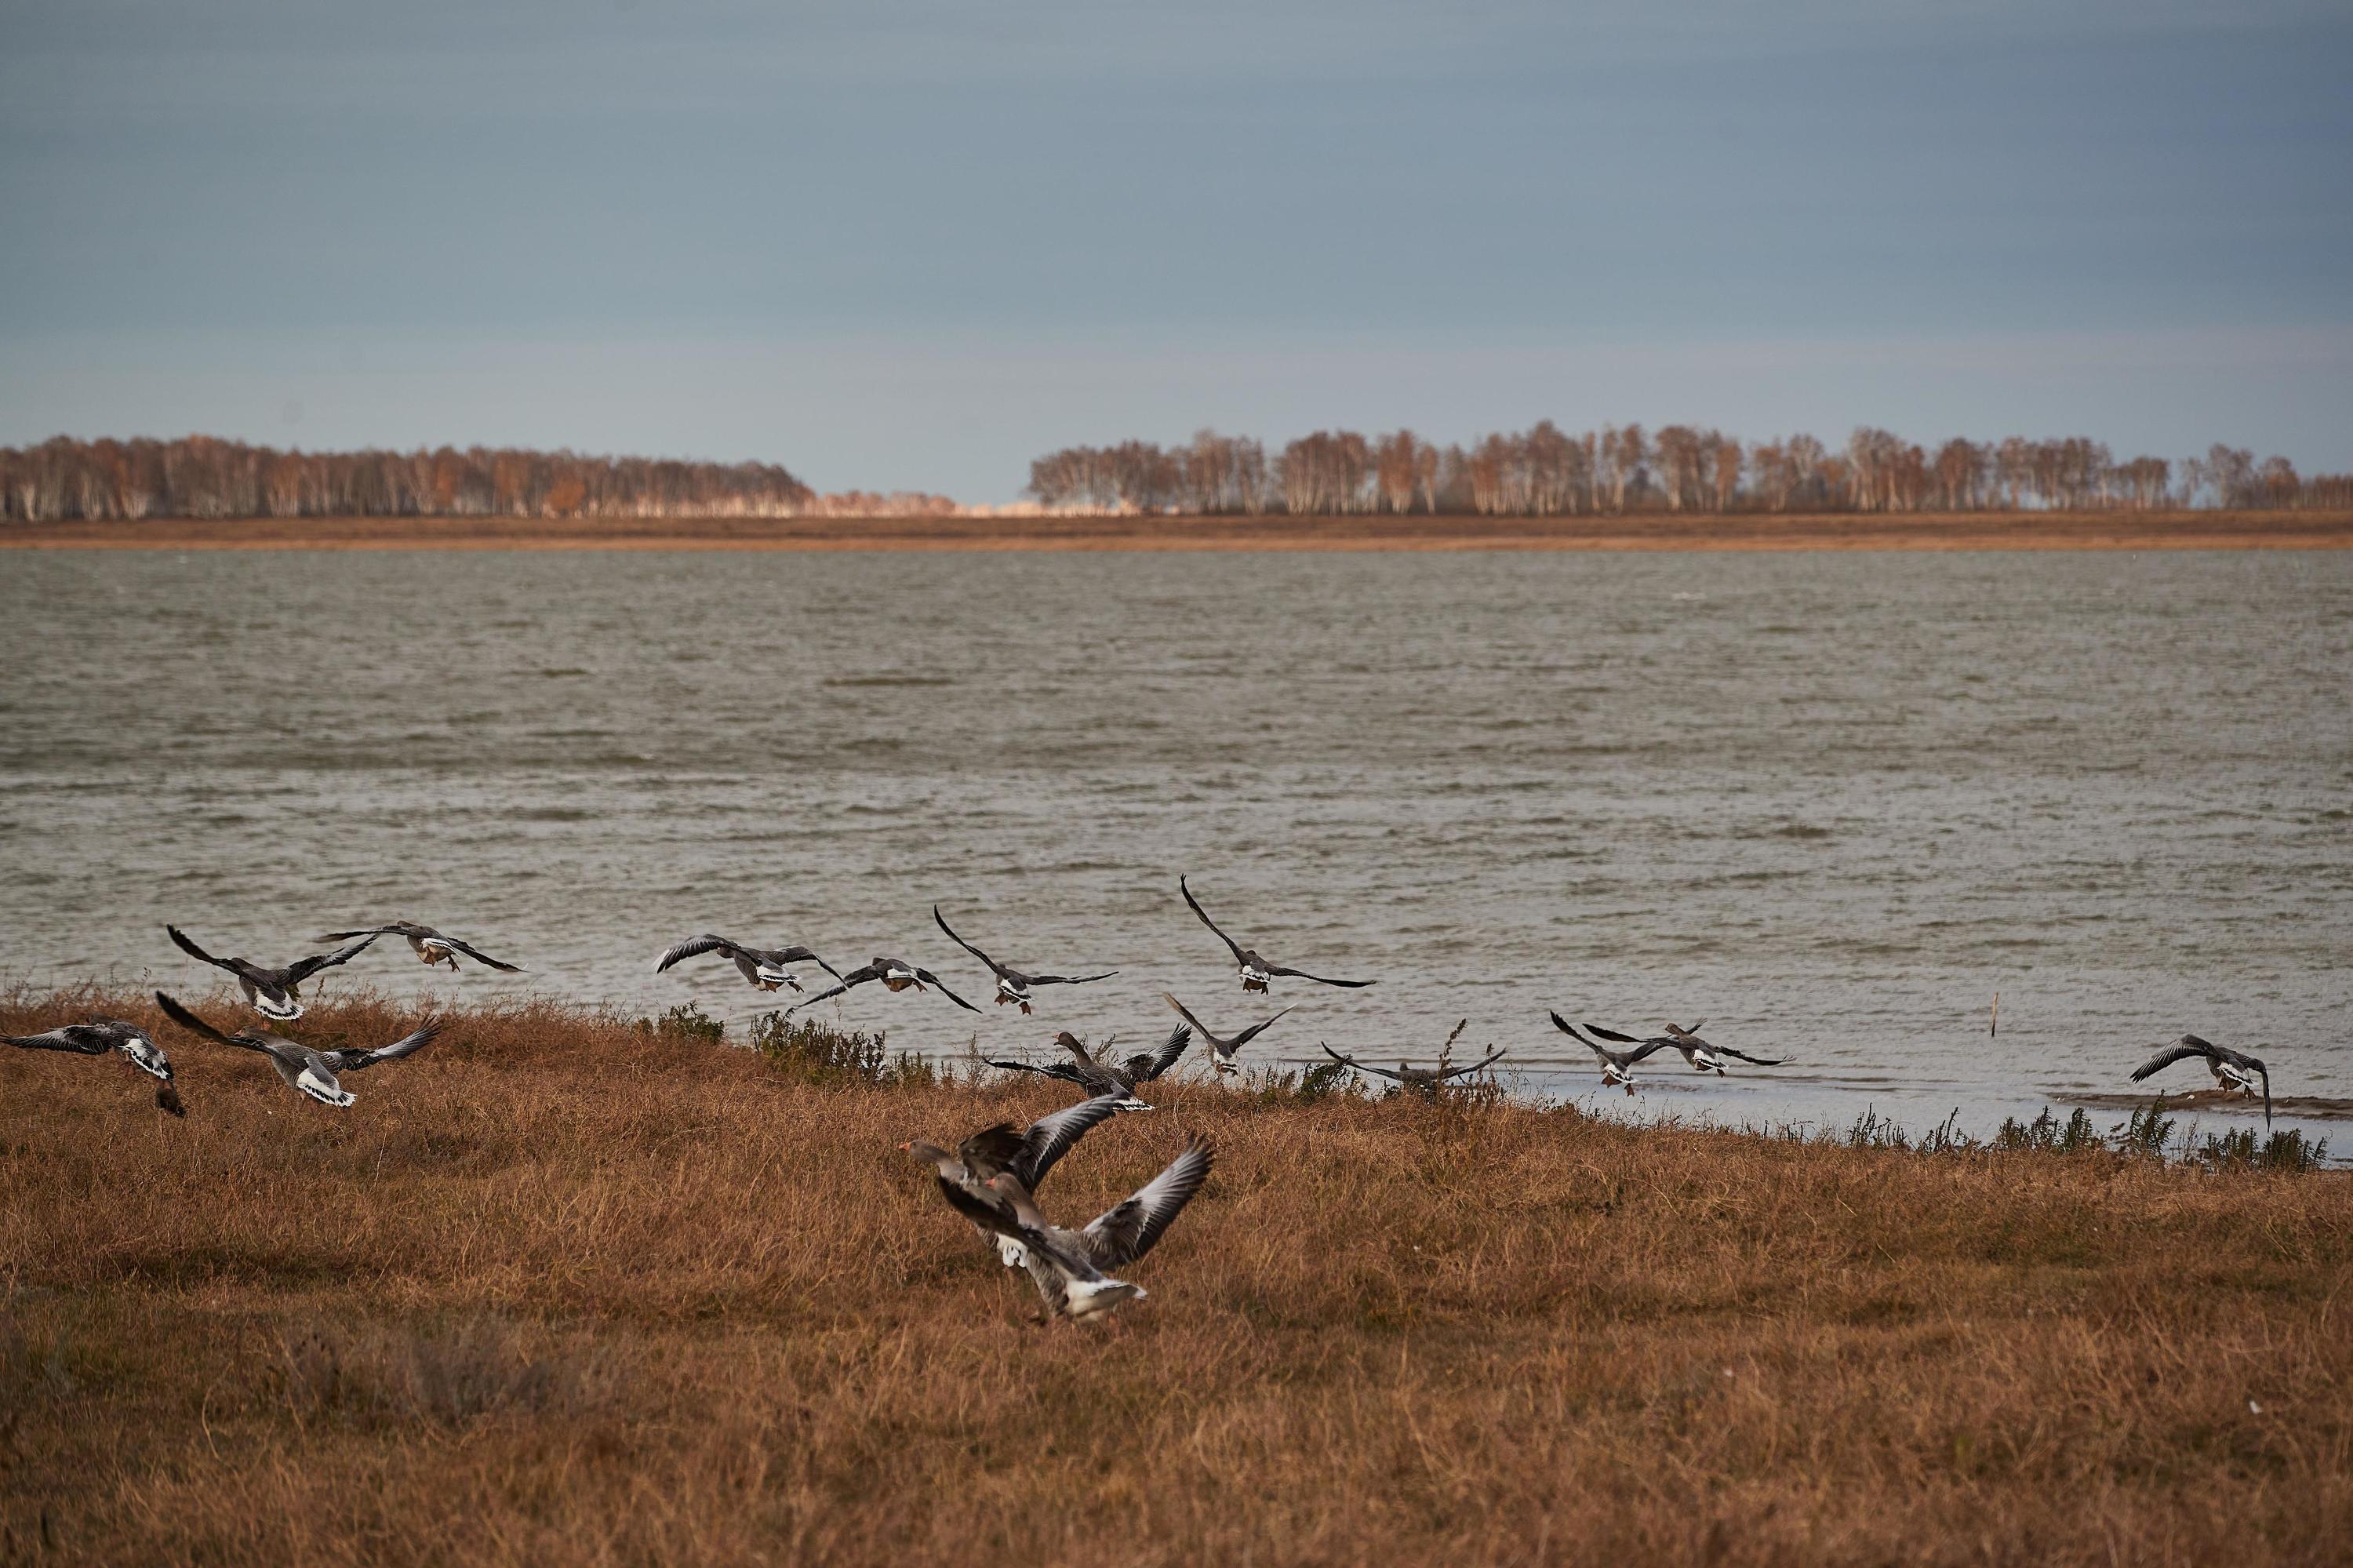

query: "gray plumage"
xmin=787 ymin=955 xmax=980 ymax=1014
xmin=4 ymin=1019 xmax=184 ymax=1115
xmin=1162 ymin=992 xmax=1291 ymax=1075
xmin=167 ymin=925 xmax=376 ymax=1021
xmin=1180 ymin=875 xmax=1375 ymax=993
xmin=2132 ymin=1034 xmax=2272 ymax=1126
xmin=1322 ymin=1021 xmax=1506 ymax=1095
xmin=1550 ymin=1012 xmax=1671 ymax=1093
xmin=318 ymin=921 xmax=521 ymax=973
xmin=1584 ymin=1020 xmax=1784 ymax=1076
xmin=933 ymin=905 xmax=1117 ymax=1014
xmin=155 ymin=991 xmax=435 ymax=1108
xmin=655 ymin=933 xmax=840 ymax=993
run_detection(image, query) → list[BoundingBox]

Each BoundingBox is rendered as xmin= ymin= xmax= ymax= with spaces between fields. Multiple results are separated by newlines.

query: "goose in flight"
xmin=5 ymin=1019 xmax=184 ymax=1116
xmin=166 ymin=925 xmax=377 ymax=1021
xmin=1162 ymin=993 xmax=1292 ymax=1076
xmin=1321 ymin=1020 xmax=1506 ymax=1096
xmin=1549 ymin=1013 xmax=1670 ymax=1093
xmin=913 ymin=1139 xmax=1215 ymax=1320
xmin=932 ymin=905 xmax=1116 ymax=1013
xmin=1581 ymin=1020 xmax=1784 ymax=1076
xmin=316 ymin=921 xmax=521 ymax=973
xmin=787 ymin=957 xmax=980 ymax=1014
xmin=155 ymin=992 xmax=440 ymax=1108
xmin=986 ymin=1025 xmax=1191 ymax=1108
xmin=902 ymin=1094 xmax=1125 ymax=1265
xmin=654 ymin=934 xmax=842 ymax=994
xmin=2133 ymin=1035 xmax=2272 ymax=1125
xmin=1180 ymin=875 xmax=1374 ymax=993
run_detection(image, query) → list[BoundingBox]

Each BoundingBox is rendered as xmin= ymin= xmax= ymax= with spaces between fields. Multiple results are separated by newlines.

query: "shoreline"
xmin=2 ymin=508 xmax=2348 ymax=552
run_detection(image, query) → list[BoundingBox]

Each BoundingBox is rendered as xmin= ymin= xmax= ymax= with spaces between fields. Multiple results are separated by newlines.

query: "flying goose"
xmin=1549 ymin=1013 xmax=1671 ymax=1093
xmin=915 ymin=1139 xmax=1216 ymax=1320
xmin=1582 ymin=1020 xmax=1784 ymax=1076
xmin=166 ymin=925 xmax=377 ymax=1021
xmin=787 ymin=956 xmax=980 ymax=1014
xmin=4 ymin=1019 xmax=184 ymax=1116
xmin=932 ymin=905 xmax=1116 ymax=1013
xmin=1180 ymin=875 xmax=1374 ymax=993
xmin=2133 ymin=1035 xmax=2272 ymax=1125
xmin=901 ymin=1094 xmax=1125 ymax=1265
xmin=1162 ymin=992 xmax=1291 ymax=1076
xmin=1321 ymin=1020 xmax=1506 ymax=1096
xmin=654 ymin=933 xmax=842 ymax=993
xmin=155 ymin=992 xmax=440 ymax=1107
xmin=986 ymin=1024 xmax=1192 ymax=1107
xmin=316 ymin=922 xmax=522 ymax=973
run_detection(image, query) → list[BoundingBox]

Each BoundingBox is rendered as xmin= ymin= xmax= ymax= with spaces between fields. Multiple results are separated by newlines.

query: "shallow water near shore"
xmin=2 ymin=548 xmax=2348 ymax=1152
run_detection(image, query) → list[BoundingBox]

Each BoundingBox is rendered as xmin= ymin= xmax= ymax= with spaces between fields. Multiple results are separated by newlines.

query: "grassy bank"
xmin=4 ymin=988 xmax=2348 ymax=1566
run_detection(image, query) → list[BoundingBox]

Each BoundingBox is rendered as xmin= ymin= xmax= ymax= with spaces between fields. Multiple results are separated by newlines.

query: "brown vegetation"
xmin=2 ymin=508 xmax=2349 ymax=554
xmin=2 ymin=987 xmax=2348 ymax=1566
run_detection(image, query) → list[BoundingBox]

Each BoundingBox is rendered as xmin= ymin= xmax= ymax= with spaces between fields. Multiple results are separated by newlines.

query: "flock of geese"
xmin=7 ymin=877 xmax=2294 ymax=1319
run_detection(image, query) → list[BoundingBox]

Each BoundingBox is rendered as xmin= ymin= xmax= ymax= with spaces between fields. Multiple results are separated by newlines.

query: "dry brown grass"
xmin=3 ymin=987 xmax=2348 ymax=1566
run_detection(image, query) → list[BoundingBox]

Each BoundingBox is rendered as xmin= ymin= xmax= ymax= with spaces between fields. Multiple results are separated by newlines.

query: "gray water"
xmin=3 ymin=548 xmax=2348 ymax=1152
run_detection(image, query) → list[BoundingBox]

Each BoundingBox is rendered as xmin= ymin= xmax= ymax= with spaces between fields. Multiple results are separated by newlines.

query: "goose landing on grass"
xmin=166 ymin=926 xmax=377 ymax=1022
xmin=4 ymin=1019 xmax=184 ymax=1116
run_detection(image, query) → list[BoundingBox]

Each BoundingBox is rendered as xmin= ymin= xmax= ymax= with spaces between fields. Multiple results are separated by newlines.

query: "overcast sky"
xmin=2 ymin=1 xmax=2347 ymax=498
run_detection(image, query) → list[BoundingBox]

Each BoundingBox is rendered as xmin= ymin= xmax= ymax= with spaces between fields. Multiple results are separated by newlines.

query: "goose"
xmin=165 ymin=925 xmax=377 ymax=1021
xmin=1162 ymin=992 xmax=1291 ymax=1076
xmin=1320 ymin=1020 xmax=1506 ymax=1096
xmin=155 ymin=991 xmax=440 ymax=1108
xmin=1549 ymin=1012 xmax=1671 ymax=1094
xmin=2132 ymin=1035 xmax=2272 ymax=1125
xmin=1582 ymin=1020 xmax=1784 ymax=1076
xmin=1180 ymin=875 xmax=1374 ymax=993
xmin=654 ymin=933 xmax=842 ymax=994
xmin=316 ymin=922 xmax=521 ymax=973
xmin=900 ymin=1094 xmax=1124 ymax=1265
xmin=932 ymin=905 xmax=1116 ymax=1013
xmin=985 ymin=1024 xmax=1192 ymax=1106
xmin=915 ymin=1139 xmax=1215 ymax=1320
xmin=4 ymin=1019 xmax=184 ymax=1116
xmin=787 ymin=956 xmax=980 ymax=1014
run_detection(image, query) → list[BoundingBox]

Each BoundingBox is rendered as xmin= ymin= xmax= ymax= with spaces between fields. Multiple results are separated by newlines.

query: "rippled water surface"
xmin=4 ymin=548 xmax=2348 ymax=1148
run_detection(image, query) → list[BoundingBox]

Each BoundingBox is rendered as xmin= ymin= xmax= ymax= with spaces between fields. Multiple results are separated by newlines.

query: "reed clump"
xmin=2 ymin=986 xmax=2347 ymax=1567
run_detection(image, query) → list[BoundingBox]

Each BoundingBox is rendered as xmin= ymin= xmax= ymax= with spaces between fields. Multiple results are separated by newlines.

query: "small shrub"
xmin=747 ymin=1011 xmax=937 ymax=1089
xmin=2115 ymin=1097 xmax=2176 ymax=1160
xmin=2195 ymin=1127 xmax=2329 ymax=1174
xmin=1918 ymin=1108 xmax=1977 ymax=1155
xmin=281 ymin=1318 xmax=616 ymax=1428
xmin=1246 ymin=1059 xmax=1359 ymax=1107
xmin=1993 ymin=1107 xmax=2100 ymax=1155
xmin=637 ymin=1002 xmax=725 ymax=1044
xmin=1843 ymin=1107 xmax=1911 ymax=1151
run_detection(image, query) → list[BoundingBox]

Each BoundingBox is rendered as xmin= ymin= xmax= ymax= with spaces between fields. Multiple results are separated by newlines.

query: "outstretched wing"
xmin=984 ymin=1058 xmax=1092 ymax=1086
xmin=2129 ymin=1042 xmax=2206 ymax=1082
xmin=1016 ymin=1094 xmax=1124 ymax=1187
xmin=1434 ymin=1048 xmax=1509 ymax=1081
xmin=284 ymin=936 xmax=377 ymax=984
xmin=932 ymin=906 xmax=1006 ymax=977
xmin=328 ymin=1017 xmax=443 ymax=1073
xmin=166 ymin=925 xmax=235 ymax=973
xmin=656 ymin=934 xmax=737 ymax=973
xmin=1715 ymin=1046 xmax=1787 ymax=1067
xmin=154 ymin=991 xmax=260 ymax=1053
xmin=1137 ymin=1024 xmax=1191 ymax=1082
xmin=1264 ymin=964 xmax=1376 ymax=988
xmin=1583 ymin=1024 xmax=1645 ymax=1045
xmin=1030 ymin=970 xmax=1118 ymax=988
xmin=1180 ymin=875 xmax=1246 ymax=964
xmin=914 ymin=969 xmax=981 ymax=1012
xmin=1226 ymin=1007 xmax=1293 ymax=1051
xmin=315 ymin=926 xmax=398 ymax=942
xmin=1082 ymin=1140 xmax=1214 ymax=1268
xmin=787 ymin=964 xmax=881 ymax=1012
xmin=1323 ymin=1043 xmax=1404 ymax=1082
xmin=3 ymin=1024 xmax=115 ymax=1056
xmin=767 ymin=946 xmax=842 ymax=980
xmin=1161 ymin=991 xmax=1214 ymax=1042
xmin=442 ymin=935 xmax=522 ymax=973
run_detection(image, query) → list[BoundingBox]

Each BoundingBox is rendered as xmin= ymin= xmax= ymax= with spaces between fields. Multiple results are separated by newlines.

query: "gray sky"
xmin=2 ymin=2 xmax=2348 ymax=499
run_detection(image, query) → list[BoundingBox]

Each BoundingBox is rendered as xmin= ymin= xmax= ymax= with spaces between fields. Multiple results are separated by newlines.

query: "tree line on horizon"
xmin=1027 ymin=426 xmax=2351 ymax=515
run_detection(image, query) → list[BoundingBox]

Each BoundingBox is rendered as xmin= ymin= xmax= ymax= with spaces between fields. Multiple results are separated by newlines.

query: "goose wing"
xmin=154 ymin=991 xmax=265 ymax=1054
xmin=166 ymin=925 xmax=237 ymax=974
xmin=1082 ymin=1139 xmax=1214 ymax=1269
xmin=1136 ymin=1024 xmax=1192 ymax=1082
xmin=914 ymin=969 xmax=981 ymax=1012
xmin=1264 ymin=964 xmax=1376 ymax=988
xmin=322 ymin=1017 xmax=443 ymax=1073
xmin=315 ymin=925 xmax=403 ymax=942
xmin=656 ymin=934 xmax=740 ymax=973
xmin=1714 ymin=1046 xmax=1787 ymax=1067
xmin=984 ymin=1057 xmax=1093 ymax=1087
xmin=1583 ymin=1024 xmax=1646 ymax=1045
xmin=284 ymin=936 xmax=378 ymax=984
xmin=1160 ymin=991 xmax=1216 ymax=1042
xmin=1433 ymin=1048 xmax=1509 ymax=1081
xmin=1028 ymin=970 xmax=1118 ymax=988
xmin=440 ymin=935 xmax=522 ymax=973
xmin=931 ymin=906 xmax=1008 ymax=979
xmin=4 ymin=1024 xmax=116 ymax=1056
xmin=1014 ymin=1094 xmax=1124 ymax=1187
xmin=1225 ymin=1006 xmax=1293 ymax=1051
xmin=1323 ymin=1043 xmax=1405 ymax=1082
xmin=1179 ymin=875 xmax=1247 ymax=965
xmin=2130 ymin=1040 xmax=2209 ymax=1082
xmin=788 ymin=962 xmax=882 ymax=1012
xmin=764 ymin=945 xmax=842 ymax=980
